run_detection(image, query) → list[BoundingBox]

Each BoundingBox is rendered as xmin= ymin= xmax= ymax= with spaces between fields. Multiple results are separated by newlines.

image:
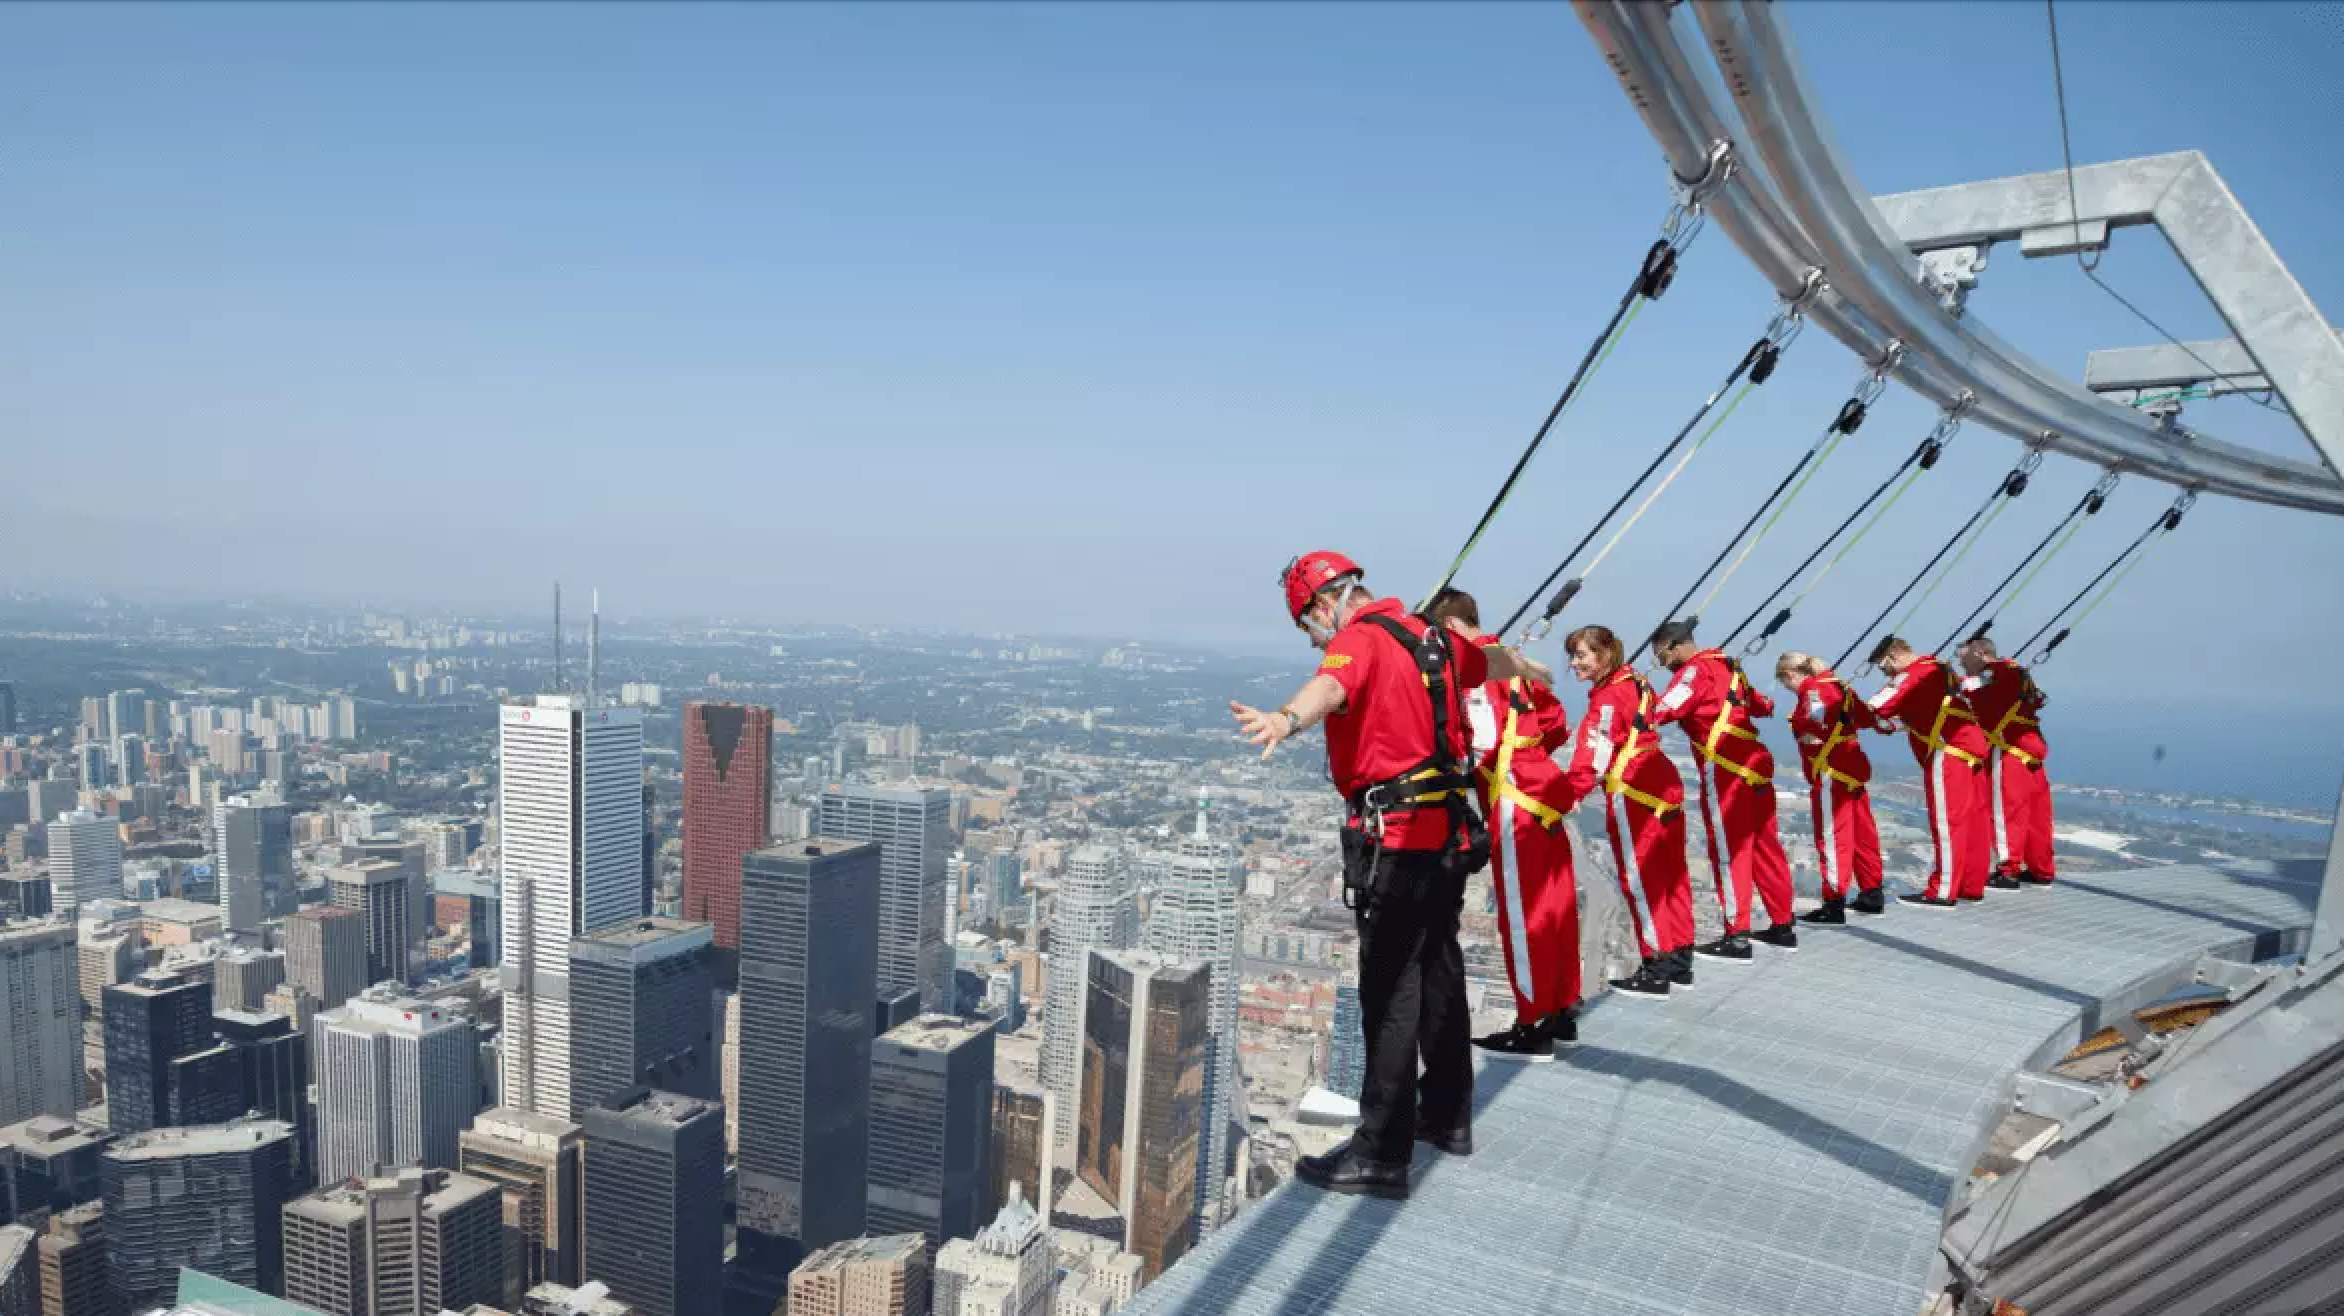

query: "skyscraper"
xmin=214 ymin=946 xmax=287 ymax=1013
xmin=0 ymin=923 xmax=82 ymax=1125
xmin=930 ymin=1187 xmax=1050 ymax=1316
xmin=1326 ymin=980 xmax=1364 ymax=1101
xmin=734 ymin=840 xmax=877 ymax=1282
xmin=101 ymin=1118 xmax=296 ymax=1311
xmin=36 ymin=1200 xmax=109 ymax=1316
xmin=817 ymin=784 xmax=950 ymax=1012
xmin=316 ymin=990 xmax=480 ymax=1185
xmin=458 ymin=1108 xmax=582 ymax=1298
xmin=281 ymin=1168 xmax=504 ymax=1316
xmin=101 ymin=973 xmax=217 ymax=1135
xmin=498 ymin=697 xmax=646 ymax=1121
xmin=0 ymin=1224 xmax=33 ymax=1316
xmin=785 ymin=1234 xmax=926 ymax=1316
xmin=578 ymin=1090 xmax=723 ymax=1316
xmin=216 ymin=1010 xmax=314 ymax=1190
xmin=679 ymin=702 xmax=771 ymax=981
xmin=1076 ymin=950 xmax=1209 ymax=1282
xmin=287 ymin=907 xmax=371 ymax=1011
xmin=566 ymin=918 xmax=715 ymax=1119
xmin=215 ymin=794 xmax=295 ymax=934
xmin=867 ymin=1016 xmax=995 ymax=1250
xmin=0 ymin=1116 xmax=111 ymax=1222
xmin=987 ymin=1086 xmax=1045 ymax=1224
xmin=1042 ymin=846 xmax=1133 ymax=1158
xmin=987 ymin=853 xmax=1024 ymax=928
xmin=330 ymin=861 xmax=413 ymax=987
xmin=102 ymin=694 xmax=145 ymax=756
xmin=1144 ymin=798 xmax=1243 ymax=1234
xmin=45 ymin=814 xmax=122 ymax=916
xmin=0 ymin=682 xmax=14 ymax=736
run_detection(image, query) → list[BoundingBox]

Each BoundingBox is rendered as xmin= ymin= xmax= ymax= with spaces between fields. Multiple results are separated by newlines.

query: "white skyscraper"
xmin=46 ymin=811 xmax=123 ymax=914
xmin=817 ymin=782 xmax=953 ymax=1011
xmin=1042 ymin=845 xmax=1133 ymax=1157
xmin=498 ymin=696 xmax=645 ymax=1120
xmin=0 ymin=922 xmax=83 ymax=1124
xmin=1146 ymin=792 xmax=1244 ymax=1235
xmin=317 ymin=988 xmax=481 ymax=1184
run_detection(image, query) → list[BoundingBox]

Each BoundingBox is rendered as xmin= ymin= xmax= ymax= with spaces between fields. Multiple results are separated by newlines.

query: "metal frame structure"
xmin=1574 ymin=4 xmax=2344 ymax=1309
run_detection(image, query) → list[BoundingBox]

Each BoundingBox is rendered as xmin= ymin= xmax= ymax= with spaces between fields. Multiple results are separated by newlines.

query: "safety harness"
xmin=1340 ymin=614 xmax=1491 ymax=906
xmin=1478 ymin=679 xmax=1567 ymax=830
xmin=1897 ymin=659 xmax=1983 ymax=767
xmin=1981 ymin=664 xmax=2047 ymax=767
xmin=1686 ymin=650 xmax=1771 ymax=789
xmin=1598 ymin=669 xmax=1679 ymax=817
xmin=1802 ymin=675 xmax=1868 ymax=793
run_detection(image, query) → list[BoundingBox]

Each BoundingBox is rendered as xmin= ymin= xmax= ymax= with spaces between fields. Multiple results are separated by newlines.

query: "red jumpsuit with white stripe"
xmin=1789 ymin=671 xmax=1884 ymax=900
xmin=1964 ymin=659 xmax=2055 ymax=881
xmin=1868 ymin=655 xmax=1994 ymax=900
xmin=1653 ymin=650 xmax=1795 ymax=934
xmin=1557 ymin=667 xmax=1694 ymax=963
xmin=1462 ymin=640 xmax=1580 ymax=1023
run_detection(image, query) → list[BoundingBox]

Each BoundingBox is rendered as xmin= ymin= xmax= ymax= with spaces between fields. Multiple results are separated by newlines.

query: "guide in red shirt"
xmin=1648 ymin=620 xmax=1798 ymax=959
xmin=1958 ymin=636 xmax=2056 ymax=888
xmin=1865 ymin=635 xmax=1994 ymax=907
xmin=1552 ymin=624 xmax=1696 ymax=1000
xmin=1425 ymin=588 xmax=1579 ymax=1060
xmin=1774 ymin=651 xmax=1885 ymax=922
xmin=1231 ymin=551 xmax=1549 ymax=1200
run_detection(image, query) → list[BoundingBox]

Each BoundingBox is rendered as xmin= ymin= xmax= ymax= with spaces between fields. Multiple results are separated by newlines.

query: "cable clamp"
xmin=1664 ymin=140 xmax=1734 ymax=240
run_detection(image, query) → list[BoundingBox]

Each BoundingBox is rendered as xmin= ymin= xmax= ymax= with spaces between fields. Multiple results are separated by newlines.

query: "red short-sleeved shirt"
xmin=1317 ymin=597 xmax=1489 ymax=850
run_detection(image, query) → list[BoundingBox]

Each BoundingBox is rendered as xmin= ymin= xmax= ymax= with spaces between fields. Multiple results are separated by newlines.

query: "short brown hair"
xmin=1423 ymin=588 xmax=1480 ymax=629
xmin=1867 ymin=634 xmax=1913 ymax=666
xmin=1960 ymin=635 xmax=1999 ymax=660
xmin=1564 ymin=625 xmax=1624 ymax=676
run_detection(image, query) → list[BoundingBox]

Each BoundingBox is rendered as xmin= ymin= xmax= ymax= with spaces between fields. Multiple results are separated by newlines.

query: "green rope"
xmin=1894 ymin=492 xmax=2014 ymax=636
xmin=2064 ymin=533 xmax=2161 ymax=632
xmin=1790 ymin=458 xmax=1930 ymax=606
xmin=1695 ymin=424 xmax=1848 ymax=616
xmin=1993 ymin=507 xmax=2092 ymax=616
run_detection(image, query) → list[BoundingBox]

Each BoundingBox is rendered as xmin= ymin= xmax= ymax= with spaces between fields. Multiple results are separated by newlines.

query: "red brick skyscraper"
xmin=681 ymin=702 xmax=771 ymax=977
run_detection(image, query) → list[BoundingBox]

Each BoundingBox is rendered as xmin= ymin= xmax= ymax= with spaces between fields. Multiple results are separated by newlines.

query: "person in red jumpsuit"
xmin=1231 ymin=551 xmax=1548 ymax=1199
xmin=1865 ymin=635 xmax=1994 ymax=907
xmin=1648 ymin=620 xmax=1799 ymax=959
xmin=1958 ymin=636 xmax=2056 ymax=888
xmin=1424 ymin=588 xmax=1579 ymax=1058
xmin=1775 ymin=650 xmax=1886 ymax=922
xmin=1552 ymin=624 xmax=1695 ymax=999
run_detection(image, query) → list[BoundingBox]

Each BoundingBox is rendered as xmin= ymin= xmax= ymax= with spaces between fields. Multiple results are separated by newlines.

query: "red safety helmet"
xmin=1280 ymin=550 xmax=1363 ymax=623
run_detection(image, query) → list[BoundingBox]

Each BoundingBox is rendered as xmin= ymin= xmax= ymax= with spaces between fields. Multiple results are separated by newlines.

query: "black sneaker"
xmin=1664 ymin=959 xmax=1694 ymax=990
xmin=1799 ymin=900 xmax=1847 ymax=925
xmin=1472 ymin=1019 xmax=1555 ymax=1063
xmin=1959 ymin=893 xmax=1985 ymax=903
xmin=1608 ymin=965 xmax=1671 ymax=999
xmin=1547 ymin=1012 xmax=1579 ymax=1048
xmin=1851 ymin=888 xmax=1887 ymax=915
xmin=1694 ymin=934 xmax=1754 ymax=962
xmin=1899 ymin=893 xmax=1959 ymax=910
xmin=1296 ymin=1142 xmax=1410 ymax=1200
xmin=1415 ymin=1126 xmax=1473 ymax=1156
xmin=1753 ymin=922 xmax=1799 ymax=951
xmin=2016 ymin=872 xmax=2055 ymax=887
xmin=1987 ymin=874 xmax=2023 ymax=891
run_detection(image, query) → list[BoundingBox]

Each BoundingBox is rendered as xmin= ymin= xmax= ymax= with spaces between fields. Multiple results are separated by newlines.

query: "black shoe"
xmin=1414 ymin=1125 xmax=1473 ymax=1156
xmin=1753 ymin=922 xmax=1799 ymax=951
xmin=1608 ymin=965 xmax=1671 ymax=999
xmin=1694 ymin=934 xmax=1754 ymax=962
xmin=1851 ymin=888 xmax=1887 ymax=915
xmin=1987 ymin=874 xmax=2023 ymax=891
xmin=1296 ymin=1143 xmax=1410 ymax=1200
xmin=2016 ymin=872 xmax=2055 ymax=887
xmin=1899 ymin=893 xmax=1959 ymax=910
xmin=1960 ymin=893 xmax=1985 ymax=903
xmin=1664 ymin=958 xmax=1695 ymax=990
xmin=1799 ymin=900 xmax=1847 ymax=925
xmin=1547 ymin=1011 xmax=1579 ymax=1048
xmin=1472 ymin=1019 xmax=1555 ymax=1063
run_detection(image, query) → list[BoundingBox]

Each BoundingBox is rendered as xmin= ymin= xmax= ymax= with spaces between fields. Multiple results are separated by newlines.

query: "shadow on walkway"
xmin=1842 ymin=925 xmax=2098 ymax=1010
xmin=1565 ymin=1045 xmax=1955 ymax=1206
xmin=1145 ymin=1061 xmax=1529 ymax=1316
xmin=2058 ymin=875 xmax=2301 ymax=940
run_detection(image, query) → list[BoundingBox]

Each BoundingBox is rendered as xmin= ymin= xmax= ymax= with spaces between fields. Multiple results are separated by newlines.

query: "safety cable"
xmin=1499 ymin=284 xmax=1816 ymax=641
xmin=2020 ymin=491 xmax=2194 ymax=664
xmin=1726 ymin=402 xmax=1969 ymax=656
xmin=1833 ymin=449 xmax=2044 ymax=672
xmin=1935 ymin=469 xmax=2121 ymax=655
xmin=1632 ymin=348 xmax=1899 ymax=662
xmin=1419 ymin=217 xmax=1701 ymax=611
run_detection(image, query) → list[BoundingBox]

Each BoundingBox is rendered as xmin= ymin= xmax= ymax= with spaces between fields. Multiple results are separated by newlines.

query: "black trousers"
xmin=1348 ymin=842 xmax=1472 ymax=1165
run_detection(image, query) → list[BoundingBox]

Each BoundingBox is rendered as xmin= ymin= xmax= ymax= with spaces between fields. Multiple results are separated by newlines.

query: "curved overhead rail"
xmin=1572 ymin=0 xmax=2344 ymax=515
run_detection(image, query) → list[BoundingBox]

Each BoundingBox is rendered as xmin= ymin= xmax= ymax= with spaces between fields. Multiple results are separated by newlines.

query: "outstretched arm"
xmin=1230 ymin=674 xmax=1345 ymax=760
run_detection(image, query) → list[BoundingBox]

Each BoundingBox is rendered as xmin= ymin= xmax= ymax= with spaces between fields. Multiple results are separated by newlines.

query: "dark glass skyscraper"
xmin=867 ymin=1015 xmax=995 ymax=1250
xmin=579 ymin=1089 xmax=723 ymax=1316
xmin=1077 ymin=950 xmax=1209 ymax=1282
xmin=733 ymin=840 xmax=877 ymax=1283
xmin=215 ymin=1009 xmax=314 ymax=1190
xmin=101 ymin=1119 xmax=295 ymax=1311
xmin=566 ymin=918 xmax=716 ymax=1119
xmin=680 ymin=702 xmax=770 ymax=982
xmin=101 ymin=973 xmax=215 ymax=1136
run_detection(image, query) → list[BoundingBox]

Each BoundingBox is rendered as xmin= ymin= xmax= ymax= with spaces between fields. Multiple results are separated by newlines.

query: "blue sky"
xmin=5 ymin=2 xmax=2341 ymax=708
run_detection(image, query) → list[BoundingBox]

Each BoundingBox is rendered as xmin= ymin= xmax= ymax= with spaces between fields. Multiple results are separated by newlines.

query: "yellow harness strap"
xmin=1987 ymin=700 xmax=2043 ymax=766
xmin=1692 ymin=654 xmax=1771 ymax=788
xmin=1601 ymin=677 xmax=1680 ymax=816
xmin=1803 ymin=679 xmax=1867 ymax=792
xmin=1921 ymin=693 xmax=1983 ymax=767
xmin=1478 ymin=680 xmax=1566 ymax=829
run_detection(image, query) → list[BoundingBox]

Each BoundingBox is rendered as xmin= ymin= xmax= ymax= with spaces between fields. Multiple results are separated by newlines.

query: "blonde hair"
xmin=1775 ymin=650 xmax=1824 ymax=686
xmin=1564 ymin=625 xmax=1624 ymax=679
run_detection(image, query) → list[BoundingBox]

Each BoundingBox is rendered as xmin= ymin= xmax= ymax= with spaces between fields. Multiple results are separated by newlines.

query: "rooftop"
xmin=880 ymin=1013 xmax=994 ymax=1052
xmin=0 ymin=1114 xmax=107 ymax=1153
xmin=1123 ymin=860 xmax=2320 ymax=1316
xmin=595 ymin=1087 xmax=719 ymax=1129
xmin=106 ymin=1117 xmax=293 ymax=1162
xmin=573 ymin=916 xmax=711 ymax=961
xmin=795 ymin=1231 xmax=927 ymax=1274
xmin=745 ymin=837 xmax=875 ymax=864
xmin=139 ymin=897 xmax=220 ymax=925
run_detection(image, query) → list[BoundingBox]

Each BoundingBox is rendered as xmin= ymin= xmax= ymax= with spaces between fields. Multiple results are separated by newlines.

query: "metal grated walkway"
xmin=1125 ymin=860 xmax=2322 ymax=1316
